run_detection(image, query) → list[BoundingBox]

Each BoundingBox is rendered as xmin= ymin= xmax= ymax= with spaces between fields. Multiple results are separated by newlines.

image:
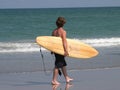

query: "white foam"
xmin=0 ymin=42 xmax=46 ymax=53
xmin=0 ymin=37 xmax=120 ymax=53
xmin=75 ymin=37 xmax=120 ymax=47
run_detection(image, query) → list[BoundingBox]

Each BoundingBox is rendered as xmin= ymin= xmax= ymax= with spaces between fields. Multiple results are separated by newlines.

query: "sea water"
xmin=0 ymin=7 xmax=120 ymax=73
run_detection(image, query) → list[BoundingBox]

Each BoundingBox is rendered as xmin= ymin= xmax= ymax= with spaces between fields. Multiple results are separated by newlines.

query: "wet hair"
xmin=56 ymin=17 xmax=66 ymax=27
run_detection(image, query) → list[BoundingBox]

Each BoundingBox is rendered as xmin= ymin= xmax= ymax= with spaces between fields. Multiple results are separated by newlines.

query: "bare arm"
xmin=61 ymin=31 xmax=69 ymax=56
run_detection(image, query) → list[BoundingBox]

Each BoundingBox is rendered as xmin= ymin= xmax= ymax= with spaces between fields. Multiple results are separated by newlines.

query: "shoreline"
xmin=0 ymin=46 xmax=120 ymax=74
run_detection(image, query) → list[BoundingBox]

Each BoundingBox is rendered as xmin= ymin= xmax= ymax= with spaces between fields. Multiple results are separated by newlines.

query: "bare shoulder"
xmin=52 ymin=29 xmax=57 ymax=36
xmin=59 ymin=28 xmax=66 ymax=39
xmin=59 ymin=28 xmax=66 ymax=34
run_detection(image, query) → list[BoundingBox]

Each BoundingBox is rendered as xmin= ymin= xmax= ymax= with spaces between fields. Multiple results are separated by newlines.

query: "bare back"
xmin=52 ymin=28 xmax=69 ymax=56
xmin=52 ymin=28 xmax=64 ymax=37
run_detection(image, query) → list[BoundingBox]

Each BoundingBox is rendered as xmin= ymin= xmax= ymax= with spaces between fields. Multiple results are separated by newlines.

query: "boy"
xmin=51 ymin=17 xmax=73 ymax=85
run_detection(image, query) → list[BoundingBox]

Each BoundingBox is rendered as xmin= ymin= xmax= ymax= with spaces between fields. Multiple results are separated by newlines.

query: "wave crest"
xmin=81 ymin=37 xmax=120 ymax=47
xmin=0 ymin=37 xmax=120 ymax=53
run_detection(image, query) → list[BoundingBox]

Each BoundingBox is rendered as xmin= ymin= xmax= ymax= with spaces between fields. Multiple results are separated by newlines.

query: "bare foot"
xmin=66 ymin=77 xmax=73 ymax=83
xmin=51 ymin=80 xmax=60 ymax=85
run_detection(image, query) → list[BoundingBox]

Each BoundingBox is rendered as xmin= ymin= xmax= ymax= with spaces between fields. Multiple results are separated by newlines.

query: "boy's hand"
xmin=64 ymin=51 xmax=69 ymax=56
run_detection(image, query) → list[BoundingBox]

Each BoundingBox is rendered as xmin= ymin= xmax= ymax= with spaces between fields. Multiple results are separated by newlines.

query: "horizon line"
xmin=0 ymin=6 xmax=120 ymax=9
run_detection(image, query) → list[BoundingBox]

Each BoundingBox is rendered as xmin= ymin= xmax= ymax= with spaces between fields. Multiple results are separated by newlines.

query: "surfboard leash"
xmin=39 ymin=47 xmax=48 ymax=75
xmin=40 ymin=47 xmax=62 ymax=76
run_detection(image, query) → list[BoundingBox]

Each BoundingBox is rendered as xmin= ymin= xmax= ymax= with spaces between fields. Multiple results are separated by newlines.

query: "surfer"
xmin=51 ymin=17 xmax=73 ymax=85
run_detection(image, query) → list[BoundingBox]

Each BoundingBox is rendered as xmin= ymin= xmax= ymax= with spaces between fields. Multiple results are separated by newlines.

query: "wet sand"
xmin=0 ymin=67 xmax=120 ymax=90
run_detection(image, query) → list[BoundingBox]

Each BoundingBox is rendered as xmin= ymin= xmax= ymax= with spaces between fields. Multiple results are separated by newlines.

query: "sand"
xmin=0 ymin=67 xmax=120 ymax=90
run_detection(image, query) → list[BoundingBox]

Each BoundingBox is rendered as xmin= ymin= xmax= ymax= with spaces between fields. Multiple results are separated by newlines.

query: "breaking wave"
xmin=0 ymin=37 xmax=120 ymax=53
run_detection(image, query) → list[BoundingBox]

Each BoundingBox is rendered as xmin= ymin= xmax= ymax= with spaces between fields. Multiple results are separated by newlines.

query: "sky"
xmin=0 ymin=0 xmax=120 ymax=9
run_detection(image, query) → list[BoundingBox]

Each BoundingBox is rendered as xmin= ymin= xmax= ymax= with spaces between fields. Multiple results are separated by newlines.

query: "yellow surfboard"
xmin=36 ymin=36 xmax=99 ymax=59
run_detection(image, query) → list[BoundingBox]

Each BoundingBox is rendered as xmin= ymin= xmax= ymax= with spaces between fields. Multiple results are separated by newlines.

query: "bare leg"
xmin=52 ymin=68 xmax=60 ymax=85
xmin=61 ymin=66 xmax=73 ymax=83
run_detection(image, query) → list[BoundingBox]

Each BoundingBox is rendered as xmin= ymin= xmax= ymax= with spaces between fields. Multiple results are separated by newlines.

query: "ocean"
xmin=0 ymin=7 xmax=120 ymax=73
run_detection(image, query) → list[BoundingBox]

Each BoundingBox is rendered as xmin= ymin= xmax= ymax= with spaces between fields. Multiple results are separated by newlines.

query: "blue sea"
xmin=0 ymin=7 xmax=120 ymax=73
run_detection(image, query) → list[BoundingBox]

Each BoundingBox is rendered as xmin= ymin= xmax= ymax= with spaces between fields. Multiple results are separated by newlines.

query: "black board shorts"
xmin=54 ymin=53 xmax=67 ymax=68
